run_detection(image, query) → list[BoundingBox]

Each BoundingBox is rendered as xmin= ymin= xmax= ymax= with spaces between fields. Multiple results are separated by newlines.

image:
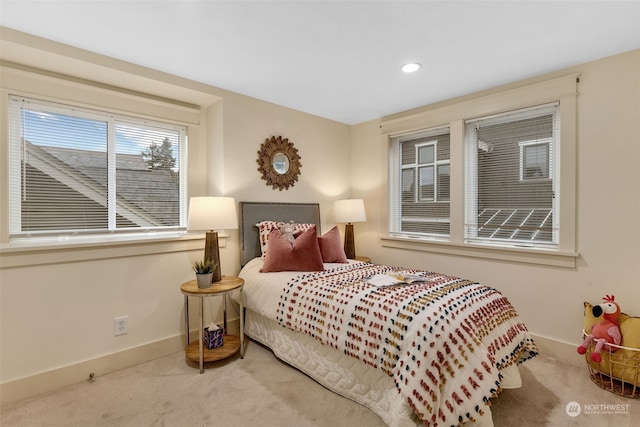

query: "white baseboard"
xmin=530 ymin=333 xmax=585 ymax=366
xmin=1 ymin=319 xmax=242 ymax=406
xmin=0 ymin=335 xmax=184 ymax=406
xmin=0 ymin=324 xmax=572 ymax=406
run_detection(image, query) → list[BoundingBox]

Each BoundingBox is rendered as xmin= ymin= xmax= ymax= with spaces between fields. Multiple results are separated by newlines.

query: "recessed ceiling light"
xmin=401 ymin=62 xmax=421 ymax=73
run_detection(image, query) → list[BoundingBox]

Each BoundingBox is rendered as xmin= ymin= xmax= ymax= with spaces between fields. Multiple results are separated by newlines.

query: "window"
xmin=390 ymin=127 xmax=450 ymax=237
xmin=465 ymin=103 xmax=559 ymax=248
xmin=382 ymin=74 xmax=577 ymax=265
xmin=520 ymin=138 xmax=551 ymax=180
xmin=8 ymin=95 xmax=188 ymax=240
xmin=388 ymin=103 xmax=560 ymax=249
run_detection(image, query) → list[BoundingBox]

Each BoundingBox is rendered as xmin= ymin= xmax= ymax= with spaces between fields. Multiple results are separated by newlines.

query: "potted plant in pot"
xmin=192 ymin=258 xmax=217 ymax=289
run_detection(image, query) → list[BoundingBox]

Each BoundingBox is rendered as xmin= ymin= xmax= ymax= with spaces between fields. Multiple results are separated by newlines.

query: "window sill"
xmin=0 ymin=232 xmax=226 ymax=269
xmin=380 ymin=235 xmax=578 ymax=268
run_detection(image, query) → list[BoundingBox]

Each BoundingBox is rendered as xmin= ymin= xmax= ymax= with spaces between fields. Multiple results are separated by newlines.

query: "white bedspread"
xmin=239 ymin=258 xmax=531 ymax=427
xmin=240 ymin=257 xmax=361 ymax=320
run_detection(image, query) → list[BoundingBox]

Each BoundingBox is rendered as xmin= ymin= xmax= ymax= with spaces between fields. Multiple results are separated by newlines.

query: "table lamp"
xmin=188 ymin=196 xmax=238 ymax=283
xmin=333 ymin=199 xmax=366 ymax=259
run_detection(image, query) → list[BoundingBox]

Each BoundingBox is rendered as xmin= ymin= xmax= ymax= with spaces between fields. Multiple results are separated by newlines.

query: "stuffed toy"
xmin=278 ymin=221 xmax=297 ymax=243
xmin=577 ymin=295 xmax=622 ymax=363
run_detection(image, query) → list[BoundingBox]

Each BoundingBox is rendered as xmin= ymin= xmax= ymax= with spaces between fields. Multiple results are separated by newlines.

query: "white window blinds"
xmin=8 ymin=95 xmax=188 ymax=239
xmin=389 ymin=127 xmax=451 ymax=238
xmin=464 ymin=103 xmax=559 ymax=248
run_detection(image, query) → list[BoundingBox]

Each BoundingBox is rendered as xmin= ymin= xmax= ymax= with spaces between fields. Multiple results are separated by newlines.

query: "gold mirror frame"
xmin=257 ymin=135 xmax=302 ymax=191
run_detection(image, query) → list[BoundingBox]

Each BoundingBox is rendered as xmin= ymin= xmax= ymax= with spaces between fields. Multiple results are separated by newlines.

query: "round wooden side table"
xmin=180 ymin=276 xmax=244 ymax=373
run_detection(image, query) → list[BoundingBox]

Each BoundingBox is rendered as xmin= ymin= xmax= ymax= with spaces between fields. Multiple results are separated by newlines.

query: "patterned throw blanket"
xmin=276 ymin=262 xmax=537 ymax=426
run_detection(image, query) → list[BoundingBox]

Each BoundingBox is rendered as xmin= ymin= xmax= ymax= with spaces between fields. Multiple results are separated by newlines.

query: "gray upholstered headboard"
xmin=239 ymin=201 xmax=321 ymax=266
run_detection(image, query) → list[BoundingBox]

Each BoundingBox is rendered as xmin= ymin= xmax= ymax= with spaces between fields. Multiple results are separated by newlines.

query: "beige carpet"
xmin=1 ymin=340 xmax=638 ymax=427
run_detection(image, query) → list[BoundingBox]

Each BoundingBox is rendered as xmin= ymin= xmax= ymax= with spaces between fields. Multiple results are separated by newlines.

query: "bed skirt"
xmin=244 ymin=309 xmax=516 ymax=427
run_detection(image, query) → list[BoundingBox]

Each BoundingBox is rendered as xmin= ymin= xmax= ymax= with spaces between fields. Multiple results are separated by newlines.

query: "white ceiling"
xmin=1 ymin=1 xmax=639 ymax=125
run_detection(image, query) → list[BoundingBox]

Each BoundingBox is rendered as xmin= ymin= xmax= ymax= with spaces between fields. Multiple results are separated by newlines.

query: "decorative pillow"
xmin=318 ymin=226 xmax=348 ymax=263
xmin=620 ymin=317 xmax=640 ymax=349
xmin=260 ymin=226 xmax=324 ymax=272
xmin=256 ymin=220 xmax=315 ymax=257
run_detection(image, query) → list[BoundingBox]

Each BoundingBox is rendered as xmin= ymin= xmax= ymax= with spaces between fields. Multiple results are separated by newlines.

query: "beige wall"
xmin=0 ymin=29 xmax=350 ymax=403
xmin=207 ymin=90 xmax=352 ymax=279
xmin=350 ymin=49 xmax=640 ymax=361
xmin=220 ymin=90 xmax=351 ymax=215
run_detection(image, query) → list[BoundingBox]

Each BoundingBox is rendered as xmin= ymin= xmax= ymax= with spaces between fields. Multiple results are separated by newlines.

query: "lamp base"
xmin=204 ymin=230 xmax=222 ymax=283
xmin=344 ymin=223 xmax=356 ymax=260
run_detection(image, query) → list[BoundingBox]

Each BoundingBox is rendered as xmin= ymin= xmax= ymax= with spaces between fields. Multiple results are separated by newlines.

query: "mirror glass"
xmin=272 ymin=152 xmax=290 ymax=175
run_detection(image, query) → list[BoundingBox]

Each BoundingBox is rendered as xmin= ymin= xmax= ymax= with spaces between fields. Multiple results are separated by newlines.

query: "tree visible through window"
xmin=142 ymin=137 xmax=177 ymax=171
xmin=8 ymin=96 xmax=188 ymax=238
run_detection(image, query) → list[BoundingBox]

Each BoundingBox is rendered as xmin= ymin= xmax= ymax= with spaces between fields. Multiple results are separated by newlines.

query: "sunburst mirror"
xmin=257 ymin=135 xmax=302 ymax=191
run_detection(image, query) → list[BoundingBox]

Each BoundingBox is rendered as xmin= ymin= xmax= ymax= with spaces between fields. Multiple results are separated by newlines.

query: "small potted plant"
xmin=192 ymin=258 xmax=217 ymax=289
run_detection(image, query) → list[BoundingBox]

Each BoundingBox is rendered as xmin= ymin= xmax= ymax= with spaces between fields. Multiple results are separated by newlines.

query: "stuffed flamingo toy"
xmin=577 ymin=295 xmax=622 ymax=363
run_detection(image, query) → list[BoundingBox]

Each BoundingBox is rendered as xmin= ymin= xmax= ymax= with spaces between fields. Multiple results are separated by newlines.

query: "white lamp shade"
xmin=188 ymin=196 xmax=238 ymax=231
xmin=333 ymin=199 xmax=367 ymax=223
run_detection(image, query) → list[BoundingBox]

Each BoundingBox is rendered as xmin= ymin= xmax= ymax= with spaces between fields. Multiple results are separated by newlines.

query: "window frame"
xmin=381 ymin=74 xmax=579 ymax=268
xmin=519 ymin=138 xmax=551 ymax=181
xmin=7 ymin=94 xmax=189 ymax=242
xmin=416 ymin=142 xmax=436 ymax=202
xmin=412 ymin=141 xmax=451 ymax=203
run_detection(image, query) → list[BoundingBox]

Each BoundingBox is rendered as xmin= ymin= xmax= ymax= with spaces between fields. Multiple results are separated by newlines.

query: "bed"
xmin=237 ymin=201 xmax=537 ymax=427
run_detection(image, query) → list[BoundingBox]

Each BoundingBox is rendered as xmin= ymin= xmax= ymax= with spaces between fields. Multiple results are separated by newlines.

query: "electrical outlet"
xmin=114 ymin=316 xmax=128 ymax=336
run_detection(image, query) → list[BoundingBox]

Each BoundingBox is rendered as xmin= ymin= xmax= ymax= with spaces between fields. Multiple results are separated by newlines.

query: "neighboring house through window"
xmin=519 ymin=138 xmax=551 ymax=181
xmin=383 ymin=74 xmax=577 ymax=265
xmin=465 ymin=103 xmax=559 ymax=248
xmin=390 ymin=127 xmax=450 ymax=237
xmin=8 ymin=95 xmax=188 ymax=240
xmin=388 ymin=102 xmax=560 ymax=251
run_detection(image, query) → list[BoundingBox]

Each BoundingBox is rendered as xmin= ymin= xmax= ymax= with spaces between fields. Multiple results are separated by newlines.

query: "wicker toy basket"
xmin=582 ymin=331 xmax=640 ymax=399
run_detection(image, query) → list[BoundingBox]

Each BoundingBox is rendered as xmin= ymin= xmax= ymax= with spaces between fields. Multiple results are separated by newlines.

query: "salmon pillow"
xmin=256 ymin=221 xmax=315 ymax=258
xmin=260 ymin=226 xmax=324 ymax=272
xmin=318 ymin=226 xmax=348 ymax=263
